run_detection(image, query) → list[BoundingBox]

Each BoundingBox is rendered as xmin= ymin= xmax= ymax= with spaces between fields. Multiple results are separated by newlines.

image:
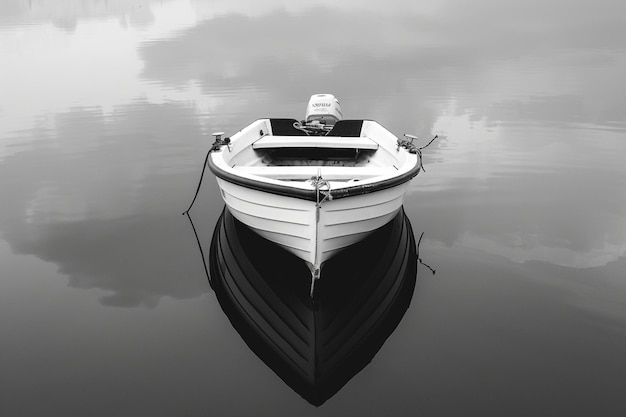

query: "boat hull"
xmin=216 ymin=177 xmax=411 ymax=268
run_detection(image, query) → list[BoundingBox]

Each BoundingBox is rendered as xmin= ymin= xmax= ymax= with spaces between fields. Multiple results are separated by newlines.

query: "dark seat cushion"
xmin=326 ymin=120 xmax=364 ymax=137
xmin=269 ymin=119 xmax=308 ymax=136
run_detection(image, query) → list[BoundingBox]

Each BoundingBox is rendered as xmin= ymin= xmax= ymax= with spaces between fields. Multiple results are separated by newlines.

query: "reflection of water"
xmin=203 ymin=207 xmax=419 ymax=406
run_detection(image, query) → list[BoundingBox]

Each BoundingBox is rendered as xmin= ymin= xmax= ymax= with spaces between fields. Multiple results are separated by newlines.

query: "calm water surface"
xmin=1 ymin=1 xmax=626 ymax=416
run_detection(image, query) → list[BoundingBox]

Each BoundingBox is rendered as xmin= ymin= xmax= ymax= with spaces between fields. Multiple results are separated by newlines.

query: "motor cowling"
xmin=305 ymin=94 xmax=343 ymax=126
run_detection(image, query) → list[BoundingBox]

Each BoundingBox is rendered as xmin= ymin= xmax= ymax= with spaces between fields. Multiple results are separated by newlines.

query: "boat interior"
xmin=224 ymin=119 xmax=406 ymax=182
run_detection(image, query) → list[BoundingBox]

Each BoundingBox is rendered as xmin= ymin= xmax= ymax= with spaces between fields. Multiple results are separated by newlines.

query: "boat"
xmin=206 ymin=206 xmax=418 ymax=406
xmin=207 ymin=94 xmax=426 ymax=295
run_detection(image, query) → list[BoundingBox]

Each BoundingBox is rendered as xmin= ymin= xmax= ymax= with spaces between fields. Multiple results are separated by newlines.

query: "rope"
xmin=398 ymin=134 xmax=439 ymax=173
xmin=293 ymin=120 xmax=333 ymax=136
xmin=182 ymin=149 xmax=211 ymax=215
xmin=293 ymin=121 xmax=311 ymax=136
xmin=184 ymin=211 xmax=212 ymax=285
xmin=309 ymin=172 xmax=332 ymax=206
xmin=182 ymin=136 xmax=230 ymax=215
xmin=417 ymin=134 xmax=439 ymax=151
xmin=416 ymin=149 xmax=425 ymax=173
xmin=416 ymin=232 xmax=436 ymax=275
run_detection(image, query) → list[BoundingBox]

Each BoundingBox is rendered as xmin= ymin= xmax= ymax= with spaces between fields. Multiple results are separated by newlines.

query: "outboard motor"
xmin=305 ymin=94 xmax=343 ymax=127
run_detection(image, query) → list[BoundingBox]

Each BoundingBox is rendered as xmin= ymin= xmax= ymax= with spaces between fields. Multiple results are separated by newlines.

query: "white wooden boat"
xmin=208 ymin=94 xmax=423 ymax=295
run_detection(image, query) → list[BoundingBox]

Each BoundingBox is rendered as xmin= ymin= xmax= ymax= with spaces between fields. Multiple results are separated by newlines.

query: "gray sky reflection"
xmin=3 ymin=214 xmax=208 ymax=308
xmin=404 ymin=243 xmax=626 ymax=416
xmin=2 ymin=0 xmax=626 ymax=305
xmin=138 ymin=3 xmax=626 ymax=132
xmin=0 ymin=101 xmax=217 ymax=307
xmin=1 ymin=3 xmax=626 ymax=414
xmin=0 ymin=0 xmax=160 ymax=29
xmin=409 ymin=126 xmax=626 ymax=268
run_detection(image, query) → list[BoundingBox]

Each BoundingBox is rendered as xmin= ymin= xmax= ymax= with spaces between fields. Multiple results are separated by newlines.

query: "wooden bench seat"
xmin=252 ymin=135 xmax=379 ymax=150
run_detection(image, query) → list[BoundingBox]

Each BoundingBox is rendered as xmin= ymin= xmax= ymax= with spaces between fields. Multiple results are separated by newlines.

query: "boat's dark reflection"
xmin=208 ymin=207 xmax=418 ymax=406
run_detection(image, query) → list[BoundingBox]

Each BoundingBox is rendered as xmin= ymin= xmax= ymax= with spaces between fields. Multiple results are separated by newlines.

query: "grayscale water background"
xmin=1 ymin=1 xmax=625 ymax=415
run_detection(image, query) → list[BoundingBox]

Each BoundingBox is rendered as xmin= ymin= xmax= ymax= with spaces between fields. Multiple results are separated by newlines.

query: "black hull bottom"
xmin=209 ymin=207 xmax=418 ymax=406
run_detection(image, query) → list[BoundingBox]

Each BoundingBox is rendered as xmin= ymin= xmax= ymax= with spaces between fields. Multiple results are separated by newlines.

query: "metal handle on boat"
xmin=398 ymin=133 xmax=418 ymax=152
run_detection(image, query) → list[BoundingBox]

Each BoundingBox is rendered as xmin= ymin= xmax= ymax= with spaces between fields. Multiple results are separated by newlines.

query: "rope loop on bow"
xmin=309 ymin=171 xmax=333 ymax=207
xmin=397 ymin=134 xmax=439 ymax=173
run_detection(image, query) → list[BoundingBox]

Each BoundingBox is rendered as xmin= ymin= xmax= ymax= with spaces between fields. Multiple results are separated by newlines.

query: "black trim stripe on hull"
xmin=209 ymin=157 xmax=421 ymax=202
